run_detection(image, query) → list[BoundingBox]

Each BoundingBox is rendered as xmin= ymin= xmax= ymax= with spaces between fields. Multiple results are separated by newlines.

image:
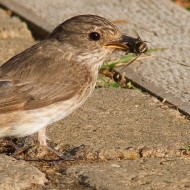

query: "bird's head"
xmin=49 ymin=15 xmax=148 ymax=64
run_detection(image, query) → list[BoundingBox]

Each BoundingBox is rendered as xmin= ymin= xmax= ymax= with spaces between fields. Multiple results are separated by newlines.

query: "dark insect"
xmin=122 ymin=33 xmax=148 ymax=55
xmin=100 ymin=32 xmax=149 ymax=87
xmin=121 ymin=32 xmax=149 ymax=66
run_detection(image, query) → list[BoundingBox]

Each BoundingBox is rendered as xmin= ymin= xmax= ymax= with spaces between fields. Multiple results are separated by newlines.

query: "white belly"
xmin=0 ymin=85 xmax=94 ymax=138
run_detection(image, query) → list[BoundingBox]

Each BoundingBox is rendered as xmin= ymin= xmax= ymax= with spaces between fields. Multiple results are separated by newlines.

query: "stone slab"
xmin=0 ymin=155 xmax=47 ymax=190
xmin=67 ymin=158 xmax=190 ymax=190
xmin=48 ymin=88 xmax=190 ymax=160
xmin=0 ymin=8 xmax=34 ymax=65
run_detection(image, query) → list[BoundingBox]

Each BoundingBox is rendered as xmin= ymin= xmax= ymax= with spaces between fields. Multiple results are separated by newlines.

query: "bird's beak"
xmin=104 ymin=42 xmax=129 ymax=51
xmin=104 ymin=35 xmax=148 ymax=55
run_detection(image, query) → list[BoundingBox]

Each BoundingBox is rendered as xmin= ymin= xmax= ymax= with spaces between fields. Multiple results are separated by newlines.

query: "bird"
xmin=0 ymin=15 xmax=147 ymax=158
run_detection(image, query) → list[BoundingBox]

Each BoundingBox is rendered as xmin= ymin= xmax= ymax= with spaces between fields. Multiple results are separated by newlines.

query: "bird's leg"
xmin=37 ymin=127 xmax=50 ymax=147
xmin=6 ymin=137 xmax=21 ymax=150
xmin=38 ymin=128 xmax=76 ymax=160
xmin=10 ymin=136 xmax=35 ymax=157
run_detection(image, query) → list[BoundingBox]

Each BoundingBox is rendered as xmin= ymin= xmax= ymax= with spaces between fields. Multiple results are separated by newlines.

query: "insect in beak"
xmin=105 ymin=32 xmax=148 ymax=55
xmin=105 ymin=32 xmax=148 ymax=66
xmin=121 ymin=32 xmax=148 ymax=55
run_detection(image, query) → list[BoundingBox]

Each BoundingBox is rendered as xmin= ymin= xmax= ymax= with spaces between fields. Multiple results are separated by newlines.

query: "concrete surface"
xmin=0 ymin=155 xmax=47 ymax=190
xmin=1 ymin=0 xmax=190 ymax=115
xmin=68 ymin=158 xmax=190 ymax=190
xmin=0 ymin=8 xmax=34 ymax=65
xmin=0 ymin=5 xmax=190 ymax=190
xmin=48 ymin=88 xmax=190 ymax=160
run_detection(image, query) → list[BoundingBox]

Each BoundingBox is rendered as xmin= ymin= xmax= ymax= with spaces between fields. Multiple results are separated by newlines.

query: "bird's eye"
xmin=89 ymin=32 xmax=101 ymax=41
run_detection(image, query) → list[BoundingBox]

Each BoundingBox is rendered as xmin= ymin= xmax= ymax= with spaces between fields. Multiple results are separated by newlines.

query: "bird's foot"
xmin=4 ymin=133 xmax=79 ymax=160
xmin=38 ymin=128 xmax=79 ymax=160
xmin=5 ymin=136 xmax=35 ymax=158
xmin=45 ymin=145 xmax=78 ymax=161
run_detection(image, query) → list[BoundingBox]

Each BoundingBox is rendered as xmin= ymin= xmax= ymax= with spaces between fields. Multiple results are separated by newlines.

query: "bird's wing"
xmin=0 ymin=40 xmax=91 ymax=113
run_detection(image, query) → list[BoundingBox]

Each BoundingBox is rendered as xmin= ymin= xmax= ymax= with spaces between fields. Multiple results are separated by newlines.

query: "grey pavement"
xmin=67 ymin=158 xmax=190 ymax=190
xmin=0 ymin=3 xmax=190 ymax=190
xmin=0 ymin=155 xmax=47 ymax=190
xmin=0 ymin=0 xmax=190 ymax=114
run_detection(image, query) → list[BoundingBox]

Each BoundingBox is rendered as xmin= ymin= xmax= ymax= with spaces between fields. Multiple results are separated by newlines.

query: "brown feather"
xmin=0 ymin=39 xmax=91 ymax=113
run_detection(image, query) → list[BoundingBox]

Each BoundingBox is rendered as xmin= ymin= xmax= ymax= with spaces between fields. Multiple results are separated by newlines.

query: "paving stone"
xmin=67 ymin=157 xmax=190 ymax=190
xmin=0 ymin=8 xmax=34 ymax=65
xmin=0 ymin=155 xmax=47 ymax=190
xmin=48 ymin=88 xmax=190 ymax=160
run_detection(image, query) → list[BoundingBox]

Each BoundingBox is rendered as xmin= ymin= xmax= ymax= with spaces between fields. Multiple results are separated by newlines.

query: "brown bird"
xmin=0 ymin=15 xmax=147 ymax=157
